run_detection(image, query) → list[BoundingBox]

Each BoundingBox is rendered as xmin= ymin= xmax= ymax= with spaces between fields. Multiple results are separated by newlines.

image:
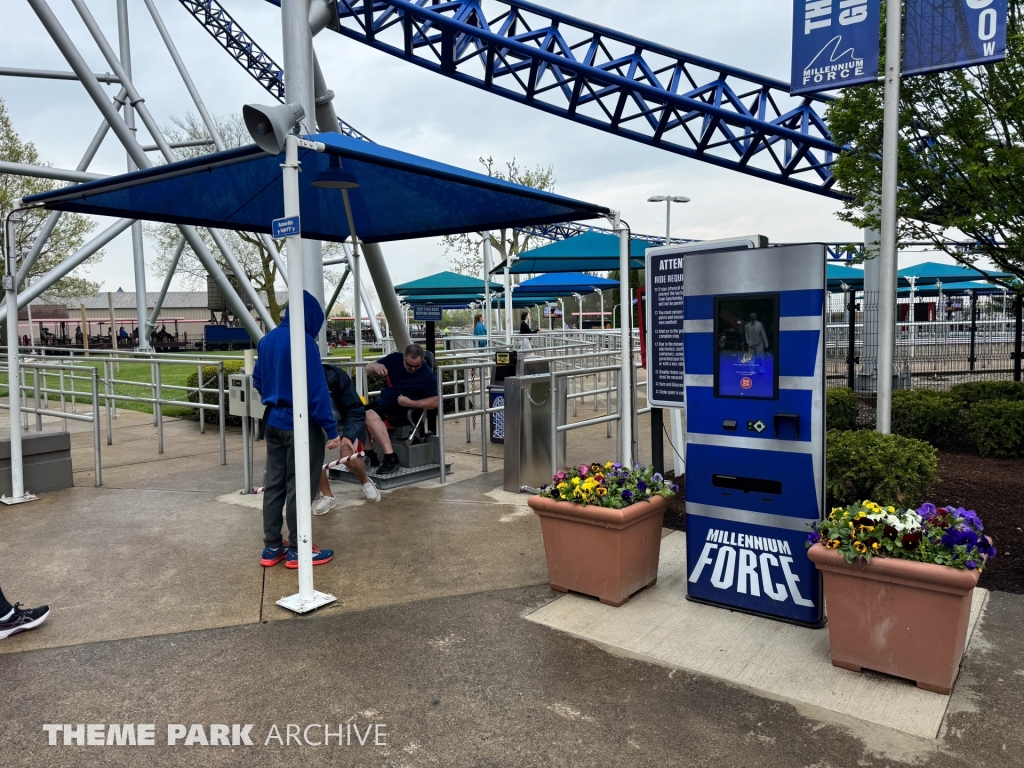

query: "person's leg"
xmin=318 ymin=469 xmax=332 ymax=498
xmin=0 ymin=585 xmax=12 ymax=618
xmin=262 ymin=426 xmax=291 ymax=550
xmin=365 ymin=408 xmax=393 ymax=454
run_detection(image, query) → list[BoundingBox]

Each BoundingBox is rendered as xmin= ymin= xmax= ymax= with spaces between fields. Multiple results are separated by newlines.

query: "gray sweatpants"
xmin=262 ymin=424 xmax=327 ymax=550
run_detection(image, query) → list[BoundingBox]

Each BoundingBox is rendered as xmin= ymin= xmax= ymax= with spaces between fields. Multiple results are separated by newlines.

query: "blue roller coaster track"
xmin=180 ymin=0 xmax=842 ymax=198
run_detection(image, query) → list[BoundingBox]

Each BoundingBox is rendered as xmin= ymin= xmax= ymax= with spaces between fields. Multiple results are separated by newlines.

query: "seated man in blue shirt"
xmin=364 ymin=343 xmax=439 ymax=475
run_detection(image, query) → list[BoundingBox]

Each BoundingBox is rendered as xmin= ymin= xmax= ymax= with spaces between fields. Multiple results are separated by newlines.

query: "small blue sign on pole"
xmin=904 ymin=0 xmax=1008 ymax=77
xmin=791 ymin=0 xmax=881 ymax=95
xmin=413 ymin=305 xmax=442 ymax=322
xmin=272 ymin=215 xmax=301 ymax=239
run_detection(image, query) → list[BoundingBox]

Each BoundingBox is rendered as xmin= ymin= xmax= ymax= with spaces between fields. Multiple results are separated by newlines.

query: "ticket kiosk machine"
xmin=683 ymin=244 xmax=826 ymax=626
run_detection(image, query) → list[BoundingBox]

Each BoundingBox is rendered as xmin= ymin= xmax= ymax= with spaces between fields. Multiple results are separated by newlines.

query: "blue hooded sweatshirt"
xmin=252 ymin=290 xmax=339 ymax=440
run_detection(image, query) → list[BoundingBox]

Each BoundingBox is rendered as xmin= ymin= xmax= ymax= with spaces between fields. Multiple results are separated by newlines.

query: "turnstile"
xmin=503 ymin=374 xmax=567 ymax=493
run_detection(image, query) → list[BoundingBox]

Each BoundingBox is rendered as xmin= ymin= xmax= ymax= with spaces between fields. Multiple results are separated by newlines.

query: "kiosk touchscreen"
xmin=683 ymin=244 xmax=826 ymax=627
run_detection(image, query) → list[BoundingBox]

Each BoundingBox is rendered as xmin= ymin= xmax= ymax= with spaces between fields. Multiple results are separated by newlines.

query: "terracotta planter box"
xmin=528 ymin=495 xmax=667 ymax=607
xmin=808 ymin=543 xmax=980 ymax=694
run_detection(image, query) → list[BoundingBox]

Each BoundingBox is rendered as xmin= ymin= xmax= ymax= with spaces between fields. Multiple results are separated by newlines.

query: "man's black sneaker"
xmin=378 ymin=453 xmax=401 ymax=475
xmin=0 ymin=604 xmax=50 ymax=640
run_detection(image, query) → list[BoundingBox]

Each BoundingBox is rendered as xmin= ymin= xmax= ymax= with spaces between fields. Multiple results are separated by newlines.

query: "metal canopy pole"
xmin=482 ymin=236 xmax=495 ymax=336
xmin=276 ymin=133 xmax=333 ymax=614
xmin=27 ymin=0 xmax=263 ymax=341
xmin=149 ymin=237 xmax=186 ymax=331
xmin=875 ymin=0 xmax=903 ymax=434
xmin=325 ymin=266 xmax=350 ymax=317
xmin=116 ymin=0 xmax=150 ymax=351
xmin=615 ymin=213 xmax=634 ymax=466
xmin=2 ymin=209 xmax=36 ymax=505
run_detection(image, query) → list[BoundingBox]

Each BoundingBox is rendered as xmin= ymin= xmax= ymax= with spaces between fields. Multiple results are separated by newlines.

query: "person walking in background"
xmin=0 ymin=583 xmax=49 ymax=640
xmin=253 ymin=291 xmax=341 ymax=570
xmin=473 ymin=313 xmax=487 ymax=348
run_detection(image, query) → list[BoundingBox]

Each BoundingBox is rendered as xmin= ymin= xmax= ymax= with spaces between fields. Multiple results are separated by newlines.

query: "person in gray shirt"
xmin=743 ymin=313 xmax=769 ymax=362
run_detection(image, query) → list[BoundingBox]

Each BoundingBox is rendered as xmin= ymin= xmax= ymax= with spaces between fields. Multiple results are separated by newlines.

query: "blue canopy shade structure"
xmin=897 ymin=261 xmax=1013 ymax=286
xmin=506 ymin=231 xmax=651 ymax=274
xmin=827 ymin=263 xmax=865 ymax=291
xmin=24 ymin=133 xmax=609 ymax=244
xmin=395 ymin=271 xmax=502 ymax=296
xmin=514 ymin=271 xmax=620 ymax=295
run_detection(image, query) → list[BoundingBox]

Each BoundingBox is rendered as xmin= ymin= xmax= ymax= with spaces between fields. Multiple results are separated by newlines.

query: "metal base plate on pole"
xmin=276 ymin=589 xmax=337 ymax=615
xmin=0 ymin=492 xmax=38 ymax=506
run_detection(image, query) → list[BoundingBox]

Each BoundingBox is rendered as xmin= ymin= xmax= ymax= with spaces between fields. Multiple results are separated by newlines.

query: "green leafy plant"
xmin=891 ymin=389 xmax=966 ymax=449
xmin=825 ymin=429 xmax=938 ymax=509
xmin=951 ymin=381 xmax=1024 ymax=406
xmin=826 ymin=387 xmax=859 ymax=431
xmin=966 ymin=400 xmax=1024 ymax=458
xmin=185 ymin=361 xmax=243 ymax=424
xmin=809 ymin=501 xmax=995 ymax=571
xmin=539 ymin=463 xmax=677 ymax=509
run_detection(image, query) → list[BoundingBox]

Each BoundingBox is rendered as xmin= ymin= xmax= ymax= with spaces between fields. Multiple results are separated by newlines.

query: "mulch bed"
xmin=662 ymin=453 xmax=1023 ymax=594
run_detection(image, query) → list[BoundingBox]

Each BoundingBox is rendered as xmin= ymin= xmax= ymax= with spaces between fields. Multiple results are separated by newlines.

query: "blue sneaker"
xmin=260 ymin=540 xmax=290 ymax=567
xmin=285 ymin=544 xmax=333 ymax=569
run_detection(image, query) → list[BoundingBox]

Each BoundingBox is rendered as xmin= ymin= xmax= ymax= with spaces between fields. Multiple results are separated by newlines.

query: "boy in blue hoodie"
xmin=253 ymin=291 xmax=341 ymax=569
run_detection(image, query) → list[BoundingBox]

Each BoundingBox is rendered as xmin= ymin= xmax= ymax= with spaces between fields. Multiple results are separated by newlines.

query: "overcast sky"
xmin=2 ymin=0 xmax=955 ymax=299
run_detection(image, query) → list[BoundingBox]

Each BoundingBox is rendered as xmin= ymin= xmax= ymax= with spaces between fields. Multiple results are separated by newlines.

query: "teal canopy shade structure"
xmin=514 ymin=271 xmax=620 ymax=295
xmin=23 ymin=133 xmax=609 ymax=244
xmin=897 ymin=261 xmax=1013 ymax=286
xmin=395 ymin=271 xmax=502 ymax=296
xmin=505 ymin=231 xmax=651 ymax=274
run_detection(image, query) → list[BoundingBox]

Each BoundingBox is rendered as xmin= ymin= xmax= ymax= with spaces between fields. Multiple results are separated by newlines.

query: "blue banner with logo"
xmin=904 ymin=0 xmax=1008 ymax=77
xmin=791 ymin=0 xmax=881 ymax=94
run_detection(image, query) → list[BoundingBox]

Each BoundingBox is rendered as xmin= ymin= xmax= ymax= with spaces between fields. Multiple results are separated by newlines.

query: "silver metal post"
xmin=480 ymin=364 xmax=488 ymax=473
xmin=218 ymin=363 xmax=226 ymax=466
xmin=2 ymin=209 xmax=35 ymax=504
xmin=615 ymin=215 xmax=633 ymax=466
xmin=33 ymin=369 xmax=41 ymax=431
xmin=59 ymin=365 xmax=67 ymax=431
xmin=876 ymin=0 xmax=903 ymax=434
xmin=155 ymin=361 xmax=163 ymax=454
xmin=199 ymin=363 xmax=207 ymax=434
xmin=437 ymin=363 xmax=446 ymax=485
xmin=92 ymin=368 xmax=102 ymax=487
xmin=241 ymin=396 xmax=251 ymax=493
xmin=104 ymin=361 xmax=113 ymax=443
xmin=550 ymin=368 xmax=558 ymax=479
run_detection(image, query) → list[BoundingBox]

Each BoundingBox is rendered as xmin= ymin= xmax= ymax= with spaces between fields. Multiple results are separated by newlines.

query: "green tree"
xmin=145 ymin=113 xmax=343 ymax=321
xmin=827 ymin=2 xmax=1024 ymax=285
xmin=442 ymin=156 xmax=556 ymax=277
xmin=0 ymin=98 xmax=100 ymax=300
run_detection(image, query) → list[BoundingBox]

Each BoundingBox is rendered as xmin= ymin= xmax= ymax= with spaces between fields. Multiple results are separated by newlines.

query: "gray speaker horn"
xmin=243 ymin=102 xmax=306 ymax=155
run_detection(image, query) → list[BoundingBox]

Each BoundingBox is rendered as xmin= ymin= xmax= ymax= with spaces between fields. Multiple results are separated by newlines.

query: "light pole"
xmin=573 ymin=292 xmax=584 ymax=331
xmin=648 ymin=195 xmax=690 ymax=477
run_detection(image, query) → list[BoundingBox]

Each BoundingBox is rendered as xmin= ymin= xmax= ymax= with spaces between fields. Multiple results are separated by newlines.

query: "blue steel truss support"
xmin=317 ymin=0 xmax=842 ymax=197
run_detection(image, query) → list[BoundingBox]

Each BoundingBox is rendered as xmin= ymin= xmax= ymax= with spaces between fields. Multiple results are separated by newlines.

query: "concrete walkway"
xmin=0 ymin=409 xmax=1021 ymax=766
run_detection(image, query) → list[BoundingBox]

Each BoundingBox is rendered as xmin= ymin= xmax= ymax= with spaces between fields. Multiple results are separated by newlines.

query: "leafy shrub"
xmin=966 ymin=400 xmax=1024 ymax=458
xmin=185 ymin=361 xmax=244 ymax=424
xmin=826 ymin=388 xmax=859 ymax=431
xmin=891 ymin=389 xmax=966 ymax=449
xmin=951 ymin=381 xmax=1024 ymax=406
xmin=825 ymin=429 xmax=938 ymax=510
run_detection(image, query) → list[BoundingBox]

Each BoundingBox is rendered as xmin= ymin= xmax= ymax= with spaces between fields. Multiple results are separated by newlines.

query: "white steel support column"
xmin=482 ymin=236 xmax=495 ymax=335
xmin=2 ymin=209 xmax=35 ymax=505
xmin=276 ymin=135 xmax=334 ymax=614
xmin=282 ymin=0 xmax=326 ymax=354
xmin=615 ymin=213 xmax=633 ymax=466
xmin=876 ymin=0 xmax=903 ymax=434
xmin=116 ymin=0 xmax=150 ymax=351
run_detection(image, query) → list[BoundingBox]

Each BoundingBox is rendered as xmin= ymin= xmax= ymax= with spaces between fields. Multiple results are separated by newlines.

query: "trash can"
xmin=503 ymin=374 xmax=567 ymax=493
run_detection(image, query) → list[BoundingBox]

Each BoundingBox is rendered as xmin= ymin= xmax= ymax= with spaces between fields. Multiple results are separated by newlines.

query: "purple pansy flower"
xmin=965 ymin=560 xmax=979 ymax=570
xmin=621 ymin=489 xmax=633 ymax=500
xmin=637 ymin=480 xmax=647 ymax=493
xmin=917 ymin=502 xmax=937 ymax=519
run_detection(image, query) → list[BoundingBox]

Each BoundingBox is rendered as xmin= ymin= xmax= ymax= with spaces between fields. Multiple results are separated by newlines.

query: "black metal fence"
xmin=826 ymin=290 xmax=1024 ymax=391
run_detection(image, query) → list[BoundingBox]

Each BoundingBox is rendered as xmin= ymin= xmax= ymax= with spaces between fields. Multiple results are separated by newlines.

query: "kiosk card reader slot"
xmin=682 ymin=244 xmax=826 ymax=627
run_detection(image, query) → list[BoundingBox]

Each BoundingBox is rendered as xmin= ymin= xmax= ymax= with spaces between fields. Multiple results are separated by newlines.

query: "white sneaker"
xmin=312 ymin=495 xmax=337 ymax=515
xmin=361 ymin=482 xmax=381 ymax=503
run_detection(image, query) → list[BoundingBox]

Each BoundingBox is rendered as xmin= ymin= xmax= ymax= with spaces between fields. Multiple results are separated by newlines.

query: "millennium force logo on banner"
xmin=904 ymin=0 xmax=1008 ymax=77
xmin=791 ymin=0 xmax=881 ymax=94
